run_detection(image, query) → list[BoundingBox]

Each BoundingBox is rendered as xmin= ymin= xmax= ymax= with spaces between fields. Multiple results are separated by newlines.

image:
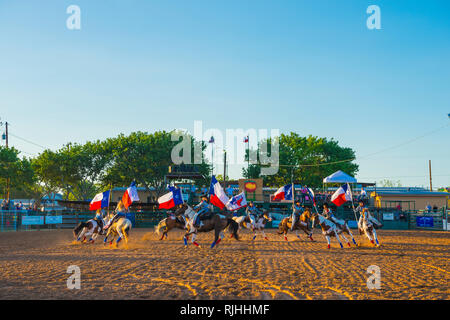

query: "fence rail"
xmin=0 ymin=208 xmax=448 ymax=232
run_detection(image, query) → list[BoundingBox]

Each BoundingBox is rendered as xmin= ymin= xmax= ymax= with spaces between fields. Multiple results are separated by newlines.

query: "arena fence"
xmin=0 ymin=208 xmax=448 ymax=232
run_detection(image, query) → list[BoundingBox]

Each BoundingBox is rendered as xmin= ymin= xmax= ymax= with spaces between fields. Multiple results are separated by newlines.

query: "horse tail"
xmin=73 ymin=222 xmax=88 ymax=237
xmin=155 ymin=219 xmax=166 ymax=235
xmin=228 ymin=219 xmax=240 ymax=241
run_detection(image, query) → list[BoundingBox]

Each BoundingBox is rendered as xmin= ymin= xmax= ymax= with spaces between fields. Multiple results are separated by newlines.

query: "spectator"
xmin=201 ymin=185 xmax=207 ymax=195
xmin=432 ymin=204 xmax=438 ymax=213
xmin=426 ymin=203 xmax=432 ymax=213
xmin=226 ymin=185 xmax=234 ymax=197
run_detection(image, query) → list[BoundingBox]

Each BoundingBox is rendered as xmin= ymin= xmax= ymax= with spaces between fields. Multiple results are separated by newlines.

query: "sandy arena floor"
xmin=0 ymin=228 xmax=448 ymax=300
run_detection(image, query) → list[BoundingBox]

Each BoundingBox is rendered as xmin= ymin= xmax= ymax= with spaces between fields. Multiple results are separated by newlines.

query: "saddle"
xmin=199 ymin=212 xmax=213 ymax=221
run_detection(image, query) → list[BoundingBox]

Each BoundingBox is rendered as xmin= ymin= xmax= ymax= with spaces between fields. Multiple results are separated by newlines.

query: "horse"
xmin=358 ymin=210 xmax=381 ymax=247
xmin=73 ymin=217 xmax=105 ymax=243
xmin=175 ymin=203 xmax=239 ymax=248
xmin=311 ymin=212 xmax=351 ymax=249
xmin=155 ymin=213 xmax=186 ymax=240
xmin=103 ymin=212 xmax=132 ymax=248
xmin=326 ymin=215 xmax=357 ymax=246
xmin=233 ymin=210 xmax=272 ymax=241
xmin=277 ymin=209 xmax=315 ymax=242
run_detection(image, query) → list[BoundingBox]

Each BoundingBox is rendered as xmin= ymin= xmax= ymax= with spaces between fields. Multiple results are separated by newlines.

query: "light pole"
xmin=0 ymin=120 xmax=10 ymax=204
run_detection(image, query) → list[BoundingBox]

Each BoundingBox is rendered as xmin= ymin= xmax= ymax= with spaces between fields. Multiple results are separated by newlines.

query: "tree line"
xmin=0 ymin=131 xmax=358 ymax=204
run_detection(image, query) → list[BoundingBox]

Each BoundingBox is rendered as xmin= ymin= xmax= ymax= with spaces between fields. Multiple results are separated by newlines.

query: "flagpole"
xmin=247 ymin=137 xmax=249 ymax=174
xmin=348 ymin=183 xmax=359 ymax=224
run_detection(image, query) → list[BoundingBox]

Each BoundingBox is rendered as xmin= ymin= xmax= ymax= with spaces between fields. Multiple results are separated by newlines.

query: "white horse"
xmin=73 ymin=218 xmax=106 ymax=243
xmin=358 ymin=210 xmax=381 ymax=247
xmin=103 ymin=212 xmax=132 ymax=247
xmin=233 ymin=211 xmax=272 ymax=241
xmin=312 ymin=212 xmax=354 ymax=249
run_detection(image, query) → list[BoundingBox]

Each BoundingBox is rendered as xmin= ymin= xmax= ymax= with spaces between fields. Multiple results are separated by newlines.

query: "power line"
xmin=9 ymin=132 xmax=47 ymax=149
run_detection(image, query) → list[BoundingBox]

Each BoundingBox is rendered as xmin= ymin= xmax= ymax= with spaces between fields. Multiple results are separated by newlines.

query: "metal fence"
xmin=0 ymin=208 xmax=448 ymax=232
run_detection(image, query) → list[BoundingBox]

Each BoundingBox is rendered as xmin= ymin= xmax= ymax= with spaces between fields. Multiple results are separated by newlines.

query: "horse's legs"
xmin=335 ymin=231 xmax=344 ymax=249
xmin=192 ymin=233 xmax=200 ymax=247
xmin=252 ymin=230 xmax=257 ymax=241
xmin=346 ymin=226 xmax=357 ymax=245
xmin=262 ymin=229 xmax=268 ymax=241
xmin=295 ymin=230 xmax=301 ymax=241
xmin=284 ymin=231 xmax=288 ymax=241
xmin=325 ymin=235 xmax=331 ymax=249
xmin=77 ymin=228 xmax=85 ymax=241
xmin=372 ymin=228 xmax=380 ymax=246
xmin=364 ymin=226 xmax=373 ymax=243
xmin=339 ymin=232 xmax=351 ymax=247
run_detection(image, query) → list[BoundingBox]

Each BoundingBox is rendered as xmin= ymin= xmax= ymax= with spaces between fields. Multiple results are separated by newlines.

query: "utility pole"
xmin=429 ymin=160 xmax=433 ymax=191
xmin=223 ymin=150 xmax=227 ymax=186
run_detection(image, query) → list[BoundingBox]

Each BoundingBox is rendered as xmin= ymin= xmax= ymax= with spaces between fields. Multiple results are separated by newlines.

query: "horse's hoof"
xmin=264 ymin=237 xmax=269 ymax=241
xmin=284 ymin=236 xmax=288 ymax=241
xmin=347 ymin=242 xmax=351 ymax=247
xmin=327 ymin=244 xmax=331 ymax=249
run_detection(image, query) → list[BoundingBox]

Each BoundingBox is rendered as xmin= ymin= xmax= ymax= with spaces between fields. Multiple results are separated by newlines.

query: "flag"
xmin=331 ymin=183 xmax=353 ymax=207
xmin=226 ymin=192 xmax=247 ymax=211
xmin=158 ymin=186 xmax=184 ymax=209
xmin=209 ymin=136 xmax=215 ymax=143
xmin=243 ymin=136 xmax=249 ymax=143
xmin=209 ymin=175 xmax=229 ymax=209
xmin=272 ymin=184 xmax=293 ymax=201
xmin=307 ymin=187 xmax=316 ymax=206
xmin=89 ymin=190 xmax=110 ymax=211
xmin=122 ymin=181 xmax=140 ymax=209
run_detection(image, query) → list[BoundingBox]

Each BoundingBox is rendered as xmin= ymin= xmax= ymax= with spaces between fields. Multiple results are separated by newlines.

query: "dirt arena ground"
xmin=0 ymin=228 xmax=448 ymax=300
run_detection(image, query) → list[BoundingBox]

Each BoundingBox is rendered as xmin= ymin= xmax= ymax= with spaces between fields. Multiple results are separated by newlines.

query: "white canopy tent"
xmin=323 ymin=170 xmax=357 ymax=184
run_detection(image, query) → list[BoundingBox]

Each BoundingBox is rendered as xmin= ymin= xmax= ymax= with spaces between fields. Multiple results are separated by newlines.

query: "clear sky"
xmin=1 ymin=0 xmax=449 ymax=188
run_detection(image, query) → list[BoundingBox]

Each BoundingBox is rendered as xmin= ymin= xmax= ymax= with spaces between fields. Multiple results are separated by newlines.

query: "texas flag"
xmin=331 ymin=183 xmax=353 ymax=207
xmin=243 ymin=136 xmax=249 ymax=143
xmin=272 ymin=184 xmax=293 ymax=201
xmin=122 ymin=181 xmax=140 ymax=209
xmin=209 ymin=175 xmax=230 ymax=209
xmin=89 ymin=190 xmax=110 ymax=211
xmin=158 ymin=186 xmax=184 ymax=209
xmin=226 ymin=192 xmax=247 ymax=211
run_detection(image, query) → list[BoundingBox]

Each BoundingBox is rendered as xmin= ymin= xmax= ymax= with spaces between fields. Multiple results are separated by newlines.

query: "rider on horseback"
xmin=246 ymin=201 xmax=261 ymax=231
xmin=104 ymin=201 xmax=127 ymax=230
xmin=191 ymin=194 xmax=210 ymax=229
xmin=290 ymin=200 xmax=304 ymax=231
xmin=356 ymin=199 xmax=381 ymax=232
xmin=94 ymin=209 xmax=105 ymax=234
xmin=322 ymin=203 xmax=341 ymax=226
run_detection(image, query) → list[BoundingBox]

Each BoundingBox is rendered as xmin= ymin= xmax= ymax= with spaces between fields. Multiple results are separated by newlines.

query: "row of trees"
xmin=1 ymin=131 xmax=358 ymax=203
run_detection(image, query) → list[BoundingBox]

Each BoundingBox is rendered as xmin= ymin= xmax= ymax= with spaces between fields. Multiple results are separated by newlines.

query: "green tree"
xmin=0 ymin=147 xmax=35 ymax=200
xmin=243 ymin=132 xmax=358 ymax=188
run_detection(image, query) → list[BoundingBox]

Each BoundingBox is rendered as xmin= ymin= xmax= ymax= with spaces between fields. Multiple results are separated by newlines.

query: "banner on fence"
xmin=22 ymin=216 xmax=44 ymax=225
xmin=46 ymin=216 xmax=63 ymax=224
xmin=383 ymin=213 xmax=394 ymax=221
xmin=416 ymin=216 xmax=434 ymax=228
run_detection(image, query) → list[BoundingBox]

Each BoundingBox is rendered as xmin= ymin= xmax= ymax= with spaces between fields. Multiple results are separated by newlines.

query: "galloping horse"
xmin=155 ymin=213 xmax=186 ymax=240
xmin=277 ymin=209 xmax=314 ymax=242
xmin=233 ymin=210 xmax=272 ymax=240
xmin=358 ymin=209 xmax=381 ymax=247
xmin=175 ymin=203 xmax=239 ymax=248
xmin=73 ymin=211 xmax=105 ymax=243
xmin=103 ymin=212 xmax=132 ymax=248
xmin=311 ymin=212 xmax=348 ymax=249
xmin=327 ymin=216 xmax=357 ymax=246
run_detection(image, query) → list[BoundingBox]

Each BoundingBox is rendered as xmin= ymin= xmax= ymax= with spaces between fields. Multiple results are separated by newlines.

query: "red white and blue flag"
xmin=272 ymin=184 xmax=293 ymax=201
xmin=209 ymin=175 xmax=230 ymax=209
xmin=331 ymin=183 xmax=353 ymax=207
xmin=209 ymin=136 xmax=215 ymax=143
xmin=158 ymin=186 xmax=184 ymax=209
xmin=122 ymin=181 xmax=140 ymax=209
xmin=89 ymin=190 xmax=110 ymax=211
xmin=226 ymin=192 xmax=247 ymax=211
xmin=243 ymin=136 xmax=249 ymax=143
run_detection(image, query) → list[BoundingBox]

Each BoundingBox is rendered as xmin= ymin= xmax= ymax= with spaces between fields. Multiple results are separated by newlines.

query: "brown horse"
xmin=311 ymin=212 xmax=347 ymax=249
xmin=155 ymin=214 xmax=186 ymax=240
xmin=277 ymin=209 xmax=314 ymax=242
xmin=175 ymin=203 xmax=239 ymax=248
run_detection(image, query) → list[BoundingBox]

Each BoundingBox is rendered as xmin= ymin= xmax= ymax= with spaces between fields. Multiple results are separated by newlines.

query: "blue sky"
xmin=0 ymin=0 xmax=449 ymax=187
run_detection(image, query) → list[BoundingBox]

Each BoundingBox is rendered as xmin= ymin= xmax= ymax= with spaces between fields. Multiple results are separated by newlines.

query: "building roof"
xmin=367 ymin=187 xmax=449 ymax=197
